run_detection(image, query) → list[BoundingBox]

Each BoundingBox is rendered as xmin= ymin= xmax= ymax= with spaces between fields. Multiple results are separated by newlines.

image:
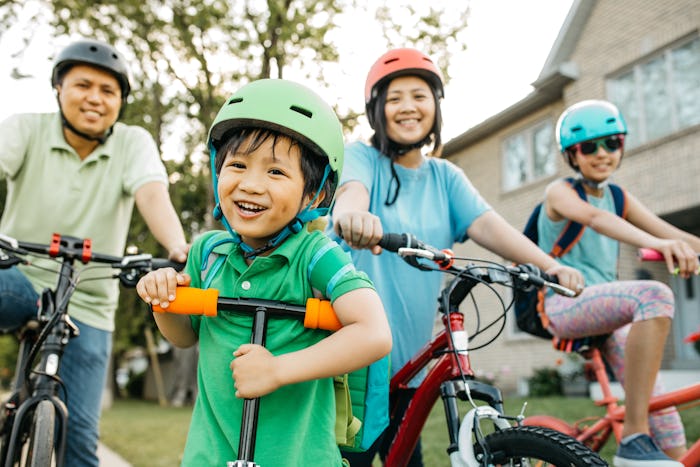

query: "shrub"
xmin=528 ymin=367 xmax=563 ymax=396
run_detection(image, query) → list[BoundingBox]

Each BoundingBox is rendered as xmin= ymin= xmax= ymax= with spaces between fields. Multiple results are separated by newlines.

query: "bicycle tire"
xmin=474 ymin=425 xmax=607 ymax=466
xmin=26 ymin=400 xmax=55 ymax=467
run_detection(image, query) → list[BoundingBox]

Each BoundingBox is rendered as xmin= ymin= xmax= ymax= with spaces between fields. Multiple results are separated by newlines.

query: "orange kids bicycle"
xmin=522 ymin=248 xmax=700 ymax=467
xmin=159 ymin=232 xmax=607 ymax=466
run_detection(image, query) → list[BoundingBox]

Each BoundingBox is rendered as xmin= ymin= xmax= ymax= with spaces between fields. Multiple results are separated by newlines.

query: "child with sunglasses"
xmin=538 ymin=99 xmax=700 ymax=467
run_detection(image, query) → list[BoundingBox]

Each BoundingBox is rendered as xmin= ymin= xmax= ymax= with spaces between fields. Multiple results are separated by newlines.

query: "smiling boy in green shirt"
xmin=136 ymin=79 xmax=391 ymax=466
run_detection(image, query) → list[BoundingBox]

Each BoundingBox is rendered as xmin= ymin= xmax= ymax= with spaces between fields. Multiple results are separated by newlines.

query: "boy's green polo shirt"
xmin=0 ymin=112 xmax=168 ymax=330
xmin=181 ymin=228 xmax=374 ymax=466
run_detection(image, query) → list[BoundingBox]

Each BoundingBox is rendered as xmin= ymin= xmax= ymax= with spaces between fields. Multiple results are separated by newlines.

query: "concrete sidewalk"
xmin=97 ymin=442 xmax=131 ymax=467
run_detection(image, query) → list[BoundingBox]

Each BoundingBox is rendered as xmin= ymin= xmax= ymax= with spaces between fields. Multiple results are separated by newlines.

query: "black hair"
xmin=369 ymin=81 xmax=443 ymax=161
xmin=215 ymin=127 xmax=335 ymax=208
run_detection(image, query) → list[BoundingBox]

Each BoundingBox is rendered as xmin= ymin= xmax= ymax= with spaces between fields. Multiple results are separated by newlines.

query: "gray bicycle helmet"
xmin=51 ymin=39 xmax=131 ymax=105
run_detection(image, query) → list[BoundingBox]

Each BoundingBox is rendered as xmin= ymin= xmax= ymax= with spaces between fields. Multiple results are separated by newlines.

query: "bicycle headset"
xmin=51 ymin=39 xmax=132 ymax=144
xmin=364 ymin=48 xmax=445 ymax=205
xmin=207 ymin=79 xmax=344 ymax=258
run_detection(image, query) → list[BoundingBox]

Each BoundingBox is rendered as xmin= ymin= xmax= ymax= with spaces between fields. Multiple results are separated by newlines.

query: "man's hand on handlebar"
xmin=334 ymin=211 xmax=384 ymax=254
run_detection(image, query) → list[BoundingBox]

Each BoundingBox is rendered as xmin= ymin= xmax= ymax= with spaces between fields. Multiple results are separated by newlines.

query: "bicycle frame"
xmin=0 ymin=233 xmax=180 ymax=467
xmin=385 ymin=311 xmax=507 ymax=466
xmin=525 ymin=346 xmax=700 ymax=467
xmin=1 ymin=237 xmax=84 ymax=466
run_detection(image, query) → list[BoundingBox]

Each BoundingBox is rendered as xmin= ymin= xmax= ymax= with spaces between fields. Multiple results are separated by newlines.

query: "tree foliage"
xmin=0 ymin=0 xmax=469 ymax=360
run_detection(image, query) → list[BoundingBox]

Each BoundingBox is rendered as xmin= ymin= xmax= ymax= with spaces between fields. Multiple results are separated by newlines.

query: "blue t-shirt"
xmin=327 ymin=141 xmax=491 ymax=384
xmin=537 ymin=186 xmax=619 ymax=286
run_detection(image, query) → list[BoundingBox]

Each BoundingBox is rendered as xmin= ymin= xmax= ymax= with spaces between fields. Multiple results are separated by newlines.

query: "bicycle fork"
xmin=227 ymin=307 xmax=268 ymax=467
xmin=441 ymin=379 xmax=509 ymax=467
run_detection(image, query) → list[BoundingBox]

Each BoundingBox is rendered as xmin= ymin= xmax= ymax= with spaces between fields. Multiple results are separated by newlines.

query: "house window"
xmin=608 ymin=36 xmax=700 ymax=148
xmin=502 ymin=121 xmax=556 ymax=191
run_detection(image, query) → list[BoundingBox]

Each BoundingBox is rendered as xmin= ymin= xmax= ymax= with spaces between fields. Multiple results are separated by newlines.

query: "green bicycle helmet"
xmin=207 ymin=79 xmax=344 ymax=257
xmin=209 ymin=79 xmax=343 ymax=178
xmin=556 ymin=99 xmax=627 ymax=153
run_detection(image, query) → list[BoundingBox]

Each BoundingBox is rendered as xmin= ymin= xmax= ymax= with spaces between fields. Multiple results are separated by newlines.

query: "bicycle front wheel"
xmin=26 ymin=400 xmax=55 ymax=467
xmin=474 ymin=425 xmax=607 ymax=466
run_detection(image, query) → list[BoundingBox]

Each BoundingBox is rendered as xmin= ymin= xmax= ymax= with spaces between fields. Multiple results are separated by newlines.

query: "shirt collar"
xmin=48 ymin=112 xmax=113 ymax=160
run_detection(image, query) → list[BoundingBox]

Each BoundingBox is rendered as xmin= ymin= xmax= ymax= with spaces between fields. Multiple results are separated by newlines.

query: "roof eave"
xmin=443 ymin=65 xmax=577 ymax=157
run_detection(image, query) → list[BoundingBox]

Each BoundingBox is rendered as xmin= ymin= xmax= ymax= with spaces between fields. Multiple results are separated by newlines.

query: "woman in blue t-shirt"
xmin=327 ymin=48 xmax=583 ymax=467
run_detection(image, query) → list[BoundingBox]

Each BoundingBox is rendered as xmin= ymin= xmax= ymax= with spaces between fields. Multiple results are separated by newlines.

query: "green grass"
xmin=101 ymin=396 xmax=700 ymax=466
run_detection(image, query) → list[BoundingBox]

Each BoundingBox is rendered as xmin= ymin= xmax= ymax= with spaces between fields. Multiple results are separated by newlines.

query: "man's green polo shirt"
xmin=0 ymin=112 xmax=168 ymax=331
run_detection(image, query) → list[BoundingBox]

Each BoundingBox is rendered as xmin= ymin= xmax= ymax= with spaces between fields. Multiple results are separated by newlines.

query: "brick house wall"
xmin=442 ymin=0 xmax=700 ymax=394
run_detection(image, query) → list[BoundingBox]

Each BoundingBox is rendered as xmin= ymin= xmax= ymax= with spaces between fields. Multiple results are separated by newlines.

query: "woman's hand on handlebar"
xmin=649 ymin=238 xmax=699 ymax=278
xmin=545 ymin=264 xmax=585 ymax=297
xmin=136 ymin=268 xmax=192 ymax=309
xmin=334 ymin=211 xmax=384 ymax=254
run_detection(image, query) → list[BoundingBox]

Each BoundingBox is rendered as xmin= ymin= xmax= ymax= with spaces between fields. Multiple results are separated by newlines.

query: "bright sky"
xmin=0 ymin=0 xmax=574 ymax=145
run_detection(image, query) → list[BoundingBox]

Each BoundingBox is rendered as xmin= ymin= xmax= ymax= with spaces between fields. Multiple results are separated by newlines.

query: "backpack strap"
xmin=609 ymin=183 xmax=627 ymax=219
xmin=549 ymin=178 xmax=587 ymax=258
xmin=200 ymin=232 xmax=236 ymax=289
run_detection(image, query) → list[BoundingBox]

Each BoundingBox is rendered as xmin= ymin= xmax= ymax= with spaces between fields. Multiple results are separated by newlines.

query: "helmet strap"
xmin=58 ymin=107 xmax=112 ymax=145
xmin=575 ymin=173 xmax=609 ymax=190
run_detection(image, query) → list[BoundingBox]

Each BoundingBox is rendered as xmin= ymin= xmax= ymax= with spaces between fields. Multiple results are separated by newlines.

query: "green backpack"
xmin=198 ymin=231 xmax=389 ymax=452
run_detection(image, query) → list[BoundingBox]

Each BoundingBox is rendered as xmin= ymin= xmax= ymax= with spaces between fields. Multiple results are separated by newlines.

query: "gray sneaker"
xmin=613 ymin=434 xmax=683 ymax=467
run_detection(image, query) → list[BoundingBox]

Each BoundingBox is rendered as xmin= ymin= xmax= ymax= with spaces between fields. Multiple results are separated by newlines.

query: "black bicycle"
xmin=0 ymin=233 xmax=182 ymax=467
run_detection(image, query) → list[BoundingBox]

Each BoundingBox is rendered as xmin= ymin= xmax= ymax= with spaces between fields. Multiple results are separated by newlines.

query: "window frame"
xmin=501 ymin=119 xmax=557 ymax=192
xmin=606 ymin=34 xmax=700 ymax=149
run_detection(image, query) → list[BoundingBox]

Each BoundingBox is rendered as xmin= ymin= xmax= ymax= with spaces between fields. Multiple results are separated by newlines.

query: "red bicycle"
xmin=160 ymin=232 xmax=606 ymax=466
xmin=522 ymin=247 xmax=700 ymax=466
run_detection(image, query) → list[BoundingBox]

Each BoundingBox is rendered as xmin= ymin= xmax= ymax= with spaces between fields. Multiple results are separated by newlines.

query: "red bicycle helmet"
xmin=364 ymin=48 xmax=444 ymax=129
xmin=365 ymin=48 xmax=444 ymax=102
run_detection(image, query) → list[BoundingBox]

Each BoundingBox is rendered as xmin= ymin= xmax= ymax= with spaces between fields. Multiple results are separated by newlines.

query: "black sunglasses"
xmin=572 ymin=135 xmax=625 ymax=155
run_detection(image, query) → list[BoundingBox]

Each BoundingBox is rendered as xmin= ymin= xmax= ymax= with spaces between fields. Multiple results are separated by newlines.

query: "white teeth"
xmin=238 ymin=201 xmax=264 ymax=211
xmin=398 ymin=119 xmax=418 ymax=125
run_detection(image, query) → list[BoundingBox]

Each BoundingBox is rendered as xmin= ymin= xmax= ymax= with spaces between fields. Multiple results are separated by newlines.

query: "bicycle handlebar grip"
xmin=151 ymin=287 xmax=219 ymax=316
xmin=304 ymin=298 xmax=342 ymax=331
xmin=638 ymin=248 xmax=663 ymax=262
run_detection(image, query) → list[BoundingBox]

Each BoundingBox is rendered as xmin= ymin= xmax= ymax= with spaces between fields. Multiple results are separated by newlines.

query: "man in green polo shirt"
xmin=0 ymin=38 xmax=188 ymax=466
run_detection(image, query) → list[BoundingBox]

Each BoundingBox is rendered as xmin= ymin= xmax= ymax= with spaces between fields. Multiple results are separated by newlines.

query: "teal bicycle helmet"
xmin=207 ymin=79 xmax=344 ymax=257
xmin=556 ymin=100 xmax=627 ymax=153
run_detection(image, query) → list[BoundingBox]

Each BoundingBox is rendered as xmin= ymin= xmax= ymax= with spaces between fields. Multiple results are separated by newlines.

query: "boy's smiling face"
xmin=217 ymin=133 xmax=313 ymax=250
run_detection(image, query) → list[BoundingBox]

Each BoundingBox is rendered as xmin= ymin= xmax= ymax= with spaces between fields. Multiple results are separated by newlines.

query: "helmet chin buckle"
xmin=213 ymin=204 xmax=223 ymax=220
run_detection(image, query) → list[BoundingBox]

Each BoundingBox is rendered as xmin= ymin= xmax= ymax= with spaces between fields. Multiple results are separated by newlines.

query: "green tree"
xmin=0 ymin=0 xmax=469 ymax=386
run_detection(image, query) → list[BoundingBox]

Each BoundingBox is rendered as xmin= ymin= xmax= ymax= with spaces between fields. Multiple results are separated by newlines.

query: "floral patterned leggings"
xmin=545 ymin=280 xmax=685 ymax=450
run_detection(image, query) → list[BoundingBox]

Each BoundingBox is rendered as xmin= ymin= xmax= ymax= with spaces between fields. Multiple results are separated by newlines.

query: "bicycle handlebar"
xmin=638 ymin=247 xmax=700 ymax=262
xmin=151 ymin=287 xmax=342 ymax=332
xmin=0 ymin=233 xmax=184 ymax=286
xmin=378 ymin=232 xmax=576 ymax=297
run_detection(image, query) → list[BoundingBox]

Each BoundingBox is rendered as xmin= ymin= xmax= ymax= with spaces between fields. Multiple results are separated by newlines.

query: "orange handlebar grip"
xmin=304 ymin=298 xmax=342 ymax=331
xmin=151 ymin=287 xmax=219 ymax=317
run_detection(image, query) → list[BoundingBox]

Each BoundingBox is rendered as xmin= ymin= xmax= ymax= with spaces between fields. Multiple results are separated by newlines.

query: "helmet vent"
xmin=571 ymin=125 xmax=583 ymax=133
xmin=290 ymin=105 xmax=312 ymax=119
xmin=606 ymin=118 xmax=616 ymax=124
xmin=384 ymin=57 xmax=399 ymax=65
xmin=228 ymin=97 xmax=243 ymax=105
